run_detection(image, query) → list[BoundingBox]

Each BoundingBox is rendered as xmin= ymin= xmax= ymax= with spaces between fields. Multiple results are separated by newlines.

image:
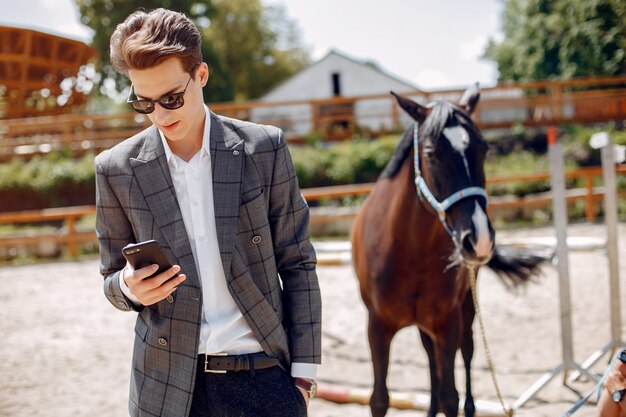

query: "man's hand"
xmin=295 ymin=385 xmax=310 ymax=407
xmin=598 ymin=359 xmax=626 ymax=417
xmin=123 ymin=263 xmax=186 ymax=306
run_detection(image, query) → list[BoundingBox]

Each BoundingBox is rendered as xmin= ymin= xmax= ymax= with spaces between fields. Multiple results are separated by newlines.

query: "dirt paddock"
xmin=2 ymin=222 xmax=625 ymax=417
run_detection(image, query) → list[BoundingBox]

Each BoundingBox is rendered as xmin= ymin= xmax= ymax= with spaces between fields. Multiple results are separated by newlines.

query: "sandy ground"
xmin=2 ymin=222 xmax=626 ymax=417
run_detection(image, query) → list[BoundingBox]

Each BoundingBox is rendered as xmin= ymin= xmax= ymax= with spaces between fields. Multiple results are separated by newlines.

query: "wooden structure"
xmin=0 ymin=206 xmax=95 ymax=259
xmin=0 ymin=166 xmax=624 ymax=259
xmin=303 ymin=165 xmax=626 ymax=221
xmin=0 ymin=26 xmax=95 ymax=119
xmin=1 ymin=75 xmax=625 ymax=160
xmin=0 ymin=111 xmax=150 ymax=158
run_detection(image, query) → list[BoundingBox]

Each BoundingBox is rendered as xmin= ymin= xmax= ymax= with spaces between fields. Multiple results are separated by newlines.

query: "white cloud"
xmin=459 ymin=35 xmax=488 ymax=61
xmin=414 ymin=69 xmax=451 ymax=90
xmin=39 ymin=0 xmax=59 ymax=8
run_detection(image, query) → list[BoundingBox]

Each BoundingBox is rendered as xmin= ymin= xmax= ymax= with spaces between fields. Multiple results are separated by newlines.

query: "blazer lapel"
xmin=209 ymin=113 xmax=245 ymax=282
xmin=129 ymin=126 xmax=200 ymax=288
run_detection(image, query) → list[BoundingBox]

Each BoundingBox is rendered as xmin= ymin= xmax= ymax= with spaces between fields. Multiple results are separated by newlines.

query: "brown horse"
xmin=352 ymin=85 xmax=545 ymax=417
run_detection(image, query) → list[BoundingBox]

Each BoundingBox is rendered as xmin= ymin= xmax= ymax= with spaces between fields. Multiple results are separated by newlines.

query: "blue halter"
xmin=412 ymin=122 xmax=489 ymax=243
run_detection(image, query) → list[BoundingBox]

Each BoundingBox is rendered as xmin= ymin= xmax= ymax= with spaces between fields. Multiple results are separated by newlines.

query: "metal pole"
xmin=514 ymin=127 xmax=598 ymax=410
xmin=602 ymin=142 xmax=622 ymax=347
xmin=569 ymin=135 xmax=625 ymax=383
xmin=548 ymin=127 xmax=575 ymax=369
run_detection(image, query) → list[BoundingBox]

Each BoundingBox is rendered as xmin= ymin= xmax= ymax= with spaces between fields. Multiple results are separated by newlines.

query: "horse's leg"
xmin=367 ymin=312 xmax=394 ymax=417
xmin=419 ymin=329 xmax=440 ymax=417
xmin=461 ymin=291 xmax=476 ymax=417
xmin=434 ymin=316 xmax=461 ymax=417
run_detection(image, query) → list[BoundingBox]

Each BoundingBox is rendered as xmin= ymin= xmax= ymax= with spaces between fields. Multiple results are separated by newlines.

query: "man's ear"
xmin=197 ymin=62 xmax=209 ymax=87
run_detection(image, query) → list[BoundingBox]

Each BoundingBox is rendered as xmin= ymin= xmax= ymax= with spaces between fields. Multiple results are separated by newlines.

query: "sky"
xmin=0 ymin=0 xmax=504 ymax=90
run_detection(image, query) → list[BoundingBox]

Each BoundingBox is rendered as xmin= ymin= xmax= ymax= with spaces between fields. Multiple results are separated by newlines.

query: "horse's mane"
xmin=379 ymin=101 xmax=480 ymax=179
xmin=379 ymin=128 xmax=413 ymax=180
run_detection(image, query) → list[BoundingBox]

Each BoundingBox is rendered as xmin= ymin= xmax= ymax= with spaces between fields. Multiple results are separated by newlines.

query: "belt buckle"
xmin=204 ymin=352 xmax=228 ymax=373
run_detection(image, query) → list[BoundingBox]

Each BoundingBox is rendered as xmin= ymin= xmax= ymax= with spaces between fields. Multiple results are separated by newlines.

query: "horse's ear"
xmin=459 ymin=82 xmax=480 ymax=114
xmin=390 ymin=91 xmax=428 ymax=123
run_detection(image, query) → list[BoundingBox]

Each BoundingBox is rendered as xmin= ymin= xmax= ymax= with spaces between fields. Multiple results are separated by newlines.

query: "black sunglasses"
xmin=127 ymin=73 xmax=194 ymax=114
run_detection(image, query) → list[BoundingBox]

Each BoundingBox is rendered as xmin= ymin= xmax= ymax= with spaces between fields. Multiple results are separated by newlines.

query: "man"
xmin=95 ymin=8 xmax=321 ymax=417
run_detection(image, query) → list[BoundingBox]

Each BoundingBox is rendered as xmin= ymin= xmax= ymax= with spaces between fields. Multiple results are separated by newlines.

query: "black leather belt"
xmin=200 ymin=352 xmax=279 ymax=373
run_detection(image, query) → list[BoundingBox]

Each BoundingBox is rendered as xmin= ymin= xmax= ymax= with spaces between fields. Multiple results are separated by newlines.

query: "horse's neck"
xmin=389 ymin=159 xmax=459 ymax=262
xmin=395 ymin=157 xmax=438 ymax=227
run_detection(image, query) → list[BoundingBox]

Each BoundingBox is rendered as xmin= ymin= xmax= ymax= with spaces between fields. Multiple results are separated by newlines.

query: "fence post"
xmin=512 ymin=125 xmax=598 ymax=409
xmin=585 ymin=173 xmax=595 ymax=221
xmin=390 ymin=100 xmax=399 ymax=131
xmin=66 ymin=216 xmax=78 ymax=259
xmin=601 ymin=138 xmax=623 ymax=347
xmin=548 ymin=126 xmax=574 ymax=367
xmin=311 ymin=103 xmax=319 ymax=136
xmin=553 ymin=83 xmax=562 ymax=122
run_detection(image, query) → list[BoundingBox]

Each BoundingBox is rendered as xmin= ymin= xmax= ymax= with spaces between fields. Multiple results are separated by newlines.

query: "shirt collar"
xmin=159 ymin=105 xmax=211 ymax=170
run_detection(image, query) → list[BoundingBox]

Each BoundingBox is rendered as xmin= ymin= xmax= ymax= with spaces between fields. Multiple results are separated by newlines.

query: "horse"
xmin=351 ymin=84 xmax=546 ymax=417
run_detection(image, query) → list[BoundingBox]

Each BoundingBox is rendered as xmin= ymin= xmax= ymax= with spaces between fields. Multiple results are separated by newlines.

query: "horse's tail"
xmin=486 ymin=244 xmax=549 ymax=289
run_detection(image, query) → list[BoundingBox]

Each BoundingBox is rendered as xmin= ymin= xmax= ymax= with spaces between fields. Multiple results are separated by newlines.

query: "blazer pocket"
xmin=241 ymin=188 xmax=264 ymax=206
xmin=236 ymin=190 xmax=277 ymax=286
xmin=238 ymin=190 xmax=268 ymax=233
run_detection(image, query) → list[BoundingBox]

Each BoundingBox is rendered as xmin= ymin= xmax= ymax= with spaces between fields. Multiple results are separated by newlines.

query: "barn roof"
xmin=259 ymin=49 xmax=422 ymax=101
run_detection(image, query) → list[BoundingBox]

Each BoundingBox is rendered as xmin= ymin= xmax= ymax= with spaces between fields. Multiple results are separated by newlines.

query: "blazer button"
xmin=166 ymin=295 xmax=174 ymax=303
xmin=252 ymin=235 xmax=262 ymax=244
xmin=158 ymin=337 xmax=168 ymax=346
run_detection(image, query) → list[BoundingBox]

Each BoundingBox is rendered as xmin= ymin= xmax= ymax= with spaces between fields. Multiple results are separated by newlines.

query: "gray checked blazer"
xmin=95 ymin=112 xmax=322 ymax=417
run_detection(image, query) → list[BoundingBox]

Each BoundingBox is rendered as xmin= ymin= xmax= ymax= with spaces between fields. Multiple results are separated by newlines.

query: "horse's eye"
xmin=423 ymin=146 xmax=437 ymax=161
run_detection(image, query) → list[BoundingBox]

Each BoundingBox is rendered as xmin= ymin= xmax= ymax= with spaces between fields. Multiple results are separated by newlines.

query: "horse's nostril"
xmin=461 ymin=232 xmax=475 ymax=255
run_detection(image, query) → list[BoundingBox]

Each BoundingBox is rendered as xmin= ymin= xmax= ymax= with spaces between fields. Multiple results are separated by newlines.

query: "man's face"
xmin=128 ymin=57 xmax=208 ymax=144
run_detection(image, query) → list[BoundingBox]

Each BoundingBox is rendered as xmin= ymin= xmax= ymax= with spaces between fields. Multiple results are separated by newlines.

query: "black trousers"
xmin=189 ymin=358 xmax=308 ymax=417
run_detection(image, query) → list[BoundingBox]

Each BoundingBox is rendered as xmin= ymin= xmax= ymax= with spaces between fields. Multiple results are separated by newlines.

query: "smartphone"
xmin=122 ymin=240 xmax=175 ymax=279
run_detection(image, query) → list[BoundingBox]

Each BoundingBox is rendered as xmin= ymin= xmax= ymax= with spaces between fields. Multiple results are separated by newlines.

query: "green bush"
xmin=0 ymin=152 xmax=96 ymax=210
xmin=290 ymin=135 xmax=399 ymax=188
xmin=0 ymin=123 xmax=623 ymax=212
xmin=484 ymin=150 xmax=579 ymax=196
xmin=560 ymin=123 xmax=626 ymax=166
xmin=0 ymin=152 xmax=96 ymax=192
xmin=290 ymin=145 xmax=328 ymax=188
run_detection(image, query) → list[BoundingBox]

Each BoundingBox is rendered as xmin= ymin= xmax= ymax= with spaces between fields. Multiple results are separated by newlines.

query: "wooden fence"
xmin=0 ymin=166 xmax=623 ymax=259
xmin=302 ymin=165 xmax=626 ymax=225
xmin=1 ymin=75 xmax=625 ymax=160
xmin=0 ymin=205 xmax=95 ymax=259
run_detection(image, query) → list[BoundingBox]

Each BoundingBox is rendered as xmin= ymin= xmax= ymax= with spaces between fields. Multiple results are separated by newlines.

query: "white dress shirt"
xmin=120 ymin=108 xmax=316 ymax=378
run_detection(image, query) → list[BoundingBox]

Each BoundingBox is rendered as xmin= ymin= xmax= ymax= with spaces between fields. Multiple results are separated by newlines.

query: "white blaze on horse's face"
xmin=471 ymin=201 xmax=493 ymax=258
xmin=443 ymin=126 xmax=471 ymax=177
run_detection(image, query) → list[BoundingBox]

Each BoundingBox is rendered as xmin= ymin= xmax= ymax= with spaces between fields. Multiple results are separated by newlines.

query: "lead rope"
xmin=468 ymin=265 xmax=514 ymax=417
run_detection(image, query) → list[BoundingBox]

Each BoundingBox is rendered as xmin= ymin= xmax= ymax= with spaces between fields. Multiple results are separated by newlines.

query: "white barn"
xmin=250 ymin=50 xmax=423 ymax=139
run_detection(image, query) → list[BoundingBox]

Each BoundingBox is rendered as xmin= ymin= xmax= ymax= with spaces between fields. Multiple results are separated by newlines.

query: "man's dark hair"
xmin=110 ymin=8 xmax=202 ymax=76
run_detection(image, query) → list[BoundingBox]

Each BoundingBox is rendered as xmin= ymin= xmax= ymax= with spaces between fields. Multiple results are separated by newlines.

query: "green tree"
xmin=75 ymin=0 xmax=310 ymax=103
xmin=203 ymin=0 xmax=311 ymax=100
xmin=484 ymin=0 xmax=625 ymax=81
xmin=74 ymin=0 xmax=229 ymax=100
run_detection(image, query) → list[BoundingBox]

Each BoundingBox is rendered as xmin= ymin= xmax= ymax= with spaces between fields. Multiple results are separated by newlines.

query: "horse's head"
xmin=392 ymin=84 xmax=495 ymax=266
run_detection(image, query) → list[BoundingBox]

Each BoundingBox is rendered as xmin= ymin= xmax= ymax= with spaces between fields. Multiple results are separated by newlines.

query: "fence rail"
xmin=0 ymin=166 xmax=624 ymax=259
xmin=0 ymin=206 xmax=95 ymax=259
xmin=301 ymin=166 xmax=626 ymax=228
xmin=1 ymin=76 xmax=625 ymax=160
